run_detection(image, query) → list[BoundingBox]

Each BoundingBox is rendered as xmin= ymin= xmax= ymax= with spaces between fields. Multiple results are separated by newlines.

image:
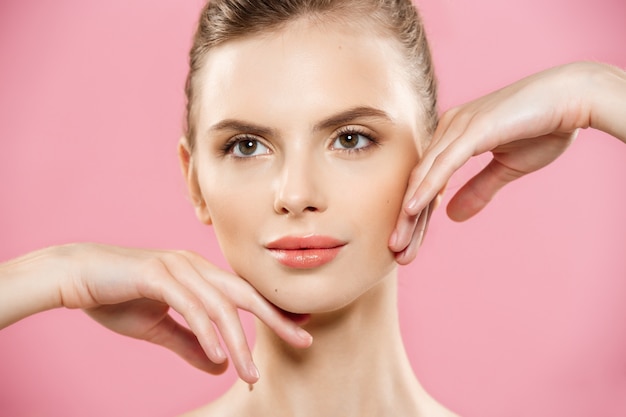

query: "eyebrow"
xmin=312 ymin=106 xmax=394 ymax=132
xmin=208 ymin=120 xmax=276 ymax=137
xmin=207 ymin=106 xmax=394 ymax=137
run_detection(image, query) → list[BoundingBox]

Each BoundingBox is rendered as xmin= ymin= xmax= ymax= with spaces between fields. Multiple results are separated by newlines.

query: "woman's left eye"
xmin=331 ymin=131 xmax=374 ymax=151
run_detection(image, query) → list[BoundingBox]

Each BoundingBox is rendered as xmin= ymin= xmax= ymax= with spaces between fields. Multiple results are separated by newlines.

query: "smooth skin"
xmin=391 ymin=61 xmax=626 ymax=261
xmin=180 ymin=17 xmax=424 ymax=316
xmin=178 ymin=17 xmax=456 ymax=417
xmin=0 ymin=243 xmax=312 ymax=384
xmin=0 ymin=61 xmax=624 ymax=411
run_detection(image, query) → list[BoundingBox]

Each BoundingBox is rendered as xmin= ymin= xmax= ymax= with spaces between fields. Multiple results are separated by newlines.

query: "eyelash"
xmin=331 ymin=126 xmax=379 ymax=154
xmin=220 ymin=134 xmax=268 ymax=158
xmin=219 ymin=127 xmax=380 ymax=158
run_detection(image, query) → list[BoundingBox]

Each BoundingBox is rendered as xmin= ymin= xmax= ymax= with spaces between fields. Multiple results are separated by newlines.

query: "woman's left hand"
xmin=390 ymin=61 xmax=626 ymax=263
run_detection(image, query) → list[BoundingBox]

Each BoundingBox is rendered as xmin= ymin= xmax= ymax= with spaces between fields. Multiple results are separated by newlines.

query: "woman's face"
xmin=184 ymin=18 xmax=426 ymax=314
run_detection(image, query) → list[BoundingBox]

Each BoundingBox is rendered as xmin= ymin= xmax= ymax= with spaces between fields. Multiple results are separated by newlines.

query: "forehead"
xmin=195 ymin=18 xmax=422 ymax=135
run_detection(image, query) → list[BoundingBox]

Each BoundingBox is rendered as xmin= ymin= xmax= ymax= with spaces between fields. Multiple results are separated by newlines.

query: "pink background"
xmin=1 ymin=0 xmax=625 ymax=416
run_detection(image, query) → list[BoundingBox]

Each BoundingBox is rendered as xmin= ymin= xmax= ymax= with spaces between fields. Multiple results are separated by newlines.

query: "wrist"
xmin=584 ymin=62 xmax=626 ymax=141
xmin=0 ymin=245 xmax=73 ymax=328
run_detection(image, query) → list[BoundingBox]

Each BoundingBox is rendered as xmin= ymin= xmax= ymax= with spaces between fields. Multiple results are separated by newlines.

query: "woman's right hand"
xmin=0 ymin=243 xmax=312 ymax=384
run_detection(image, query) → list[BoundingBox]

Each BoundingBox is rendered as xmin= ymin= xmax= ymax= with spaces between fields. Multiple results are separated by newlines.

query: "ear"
xmin=177 ymin=137 xmax=212 ymax=225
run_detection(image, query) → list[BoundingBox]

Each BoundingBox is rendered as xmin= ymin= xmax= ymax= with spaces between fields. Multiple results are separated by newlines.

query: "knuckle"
xmin=182 ymin=298 xmax=206 ymax=319
xmin=140 ymin=257 xmax=170 ymax=280
xmin=469 ymin=114 xmax=494 ymax=138
xmin=237 ymin=291 xmax=259 ymax=312
xmin=439 ymin=108 xmax=458 ymax=125
xmin=219 ymin=276 xmax=254 ymax=304
xmin=174 ymin=249 xmax=199 ymax=261
xmin=135 ymin=257 xmax=176 ymax=297
xmin=239 ymin=284 xmax=269 ymax=314
xmin=408 ymin=166 xmax=422 ymax=183
xmin=432 ymin=150 xmax=456 ymax=172
xmin=210 ymin=298 xmax=238 ymax=324
xmin=489 ymin=161 xmax=525 ymax=183
xmin=185 ymin=298 xmax=202 ymax=312
xmin=160 ymin=251 xmax=186 ymax=267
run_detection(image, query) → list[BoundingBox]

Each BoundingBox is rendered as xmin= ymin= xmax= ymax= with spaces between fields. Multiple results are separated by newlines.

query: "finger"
xmin=400 ymin=109 xmax=478 ymax=221
xmin=142 ymin=314 xmax=229 ymax=375
xmin=221 ymin=277 xmax=313 ymax=349
xmin=390 ymin=146 xmax=443 ymax=252
xmin=390 ymin=112 xmax=461 ymax=252
xmin=389 ymin=154 xmax=457 ymax=253
xmin=389 ymin=209 xmax=419 ymax=253
xmin=204 ymin=297 xmax=259 ymax=383
xmin=394 ymin=203 xmax=431 ymax=265
xmin=181 ymin=251 xmax=313 ymax=350
xmin=405 ymin=134 xmax=477 ymax=216
xmin=130 ymin=255 xmax=257 ymax=382
xmin=135 ymin=261 xmax=231 ymax=368
xmin=390 ymin=160 xmax=438 ymax=253
xmin=446 ymin=157 xmax=526 ymax=221
xmin=157 ymin=253 xmax=260 ymax=384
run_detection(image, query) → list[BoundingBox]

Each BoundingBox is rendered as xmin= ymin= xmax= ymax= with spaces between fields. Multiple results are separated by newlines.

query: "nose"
xmin=273 ymin=154 xmax=327 ymax=216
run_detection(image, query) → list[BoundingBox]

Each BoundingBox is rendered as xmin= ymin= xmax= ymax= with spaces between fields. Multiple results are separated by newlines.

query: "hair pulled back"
xmin=184 ymin=0 xmax=438 ymax=150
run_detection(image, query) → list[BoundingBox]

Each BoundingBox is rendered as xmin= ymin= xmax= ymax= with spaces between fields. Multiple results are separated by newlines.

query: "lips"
xmin=266 ymin=235 xmax=346 ymax=269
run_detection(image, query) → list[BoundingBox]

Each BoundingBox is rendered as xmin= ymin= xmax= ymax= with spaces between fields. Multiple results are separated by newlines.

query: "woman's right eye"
xmin=228 ymin=138 xmax=270 ymax=158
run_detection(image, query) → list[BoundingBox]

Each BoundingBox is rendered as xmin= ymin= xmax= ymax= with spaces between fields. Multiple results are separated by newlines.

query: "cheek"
xmin=200 ymin=161 xmax=269 ymax=222
xmin=370 ymin=150 xmax=418 ymax=227
xmin=367 ymin=173 xmax=409 ymax=239
xmin=200 ymin=176 xmax=268 ymax=263
xmin=345 ymin=158 xmax=415 ymax=251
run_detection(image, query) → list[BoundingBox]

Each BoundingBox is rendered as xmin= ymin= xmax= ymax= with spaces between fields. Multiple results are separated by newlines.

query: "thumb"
xmin=447 ymin=158 xmax=525 ymax=221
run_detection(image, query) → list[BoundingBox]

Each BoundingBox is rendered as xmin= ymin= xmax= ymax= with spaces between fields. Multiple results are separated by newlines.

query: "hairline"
xmin=186 ymin=9 xmax=429 ymax=151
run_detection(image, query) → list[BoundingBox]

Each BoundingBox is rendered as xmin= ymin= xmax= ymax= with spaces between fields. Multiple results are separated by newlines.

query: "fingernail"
xmin=296 ymin=327 xmax=313 ymax=345
xmin=407 ymin=197 xmax=419 ymax=212
xmin=248 ymin=363 xmax=260 ymax=380
xmin=213 ymin=345 xmax=227 ymax=362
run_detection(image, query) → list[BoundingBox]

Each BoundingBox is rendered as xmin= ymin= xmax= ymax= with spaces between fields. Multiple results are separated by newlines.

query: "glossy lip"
xmin=265 ymin=235 xmax=346 ymax=269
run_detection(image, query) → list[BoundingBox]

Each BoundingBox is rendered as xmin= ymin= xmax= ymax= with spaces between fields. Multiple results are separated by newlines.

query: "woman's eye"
xmin=230 ymin=138 xmax=270 ymax=157
xmin=332 ymin=132 xmax=373 ymax=151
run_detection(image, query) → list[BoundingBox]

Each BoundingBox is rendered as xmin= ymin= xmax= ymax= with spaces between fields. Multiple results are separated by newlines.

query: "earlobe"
xmin=177 ymin=137 xmax=212 ymax=225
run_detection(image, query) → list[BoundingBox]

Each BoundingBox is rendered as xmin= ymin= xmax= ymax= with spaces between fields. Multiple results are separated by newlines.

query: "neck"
xmin=228 ymin=270 xmax=451 ymax=417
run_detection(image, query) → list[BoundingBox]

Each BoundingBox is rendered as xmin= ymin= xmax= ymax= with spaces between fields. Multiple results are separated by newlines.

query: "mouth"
xmin=265 ymin=235 xmax=346 ymax=269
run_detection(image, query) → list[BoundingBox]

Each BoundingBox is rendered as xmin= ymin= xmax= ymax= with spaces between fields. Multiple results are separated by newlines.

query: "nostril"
xmin=278 ymin=205 xmax=318 ymax=215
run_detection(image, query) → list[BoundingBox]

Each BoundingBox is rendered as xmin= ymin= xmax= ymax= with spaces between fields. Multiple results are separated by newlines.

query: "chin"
xmin=233 ymin=253 xmax=398 ymax=315
xmin=271 ymin=296 xmax=354 ymax=316
xmin=265 ymin=291 xmax=351 ymax=315
xmin=260 ymin=274 xmax=386 ymax=316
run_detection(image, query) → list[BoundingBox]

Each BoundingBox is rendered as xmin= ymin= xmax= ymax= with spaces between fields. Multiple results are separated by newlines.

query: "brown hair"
xmin=184 ymin=0 xmax=438 ymax=151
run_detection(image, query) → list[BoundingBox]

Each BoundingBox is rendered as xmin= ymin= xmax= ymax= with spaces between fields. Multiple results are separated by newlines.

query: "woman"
xmin=1 ymin=0 xmax=625 ymax=415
